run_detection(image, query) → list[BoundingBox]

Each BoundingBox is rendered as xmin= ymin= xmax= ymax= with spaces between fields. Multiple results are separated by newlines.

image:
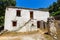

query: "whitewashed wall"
xmin=4 ymin=7 xmax=49 ymax=32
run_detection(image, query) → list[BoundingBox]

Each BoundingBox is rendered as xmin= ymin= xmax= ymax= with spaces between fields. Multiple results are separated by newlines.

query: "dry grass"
xmin=0 ymin=29 xmax=44 ymax=36
xmin=44 ymin=34 xmax=53 ymax=40
xmin=0 ymin=29 xmax=47 ymax=40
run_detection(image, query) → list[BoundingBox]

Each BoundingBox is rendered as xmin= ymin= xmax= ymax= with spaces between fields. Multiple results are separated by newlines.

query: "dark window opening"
xmin=30 ymin=11 xmax=33 ymax=19
xmin=43 ymin=22 xmax=45 ymax=29
xmin=16 ymin=10 xmax=21 ymax=16
xmin=37 ymin=21 xmax=40 ymax=28
xmin=31 ymin=24 xmax=34 ymax=27
xmin=12 ymin=21 xmax=17 ymax=26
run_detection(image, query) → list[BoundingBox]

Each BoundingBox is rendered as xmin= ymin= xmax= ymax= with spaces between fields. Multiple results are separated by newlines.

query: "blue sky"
xmin=16 ymin=0 xmax=57 ymax=9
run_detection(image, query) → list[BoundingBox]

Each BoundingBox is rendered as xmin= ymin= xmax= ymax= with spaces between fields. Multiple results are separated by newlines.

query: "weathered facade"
xmin=4 ymin=6 xmax=49 ymax=32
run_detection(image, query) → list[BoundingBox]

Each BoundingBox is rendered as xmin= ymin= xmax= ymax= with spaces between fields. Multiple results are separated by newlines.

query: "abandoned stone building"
xmin=4 ymin=6 xmax=49 ymax=32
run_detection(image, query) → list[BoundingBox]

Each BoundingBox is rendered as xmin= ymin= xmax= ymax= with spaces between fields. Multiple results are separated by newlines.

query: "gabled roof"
xmin=6 ymin=6 xmax=49 ymax=12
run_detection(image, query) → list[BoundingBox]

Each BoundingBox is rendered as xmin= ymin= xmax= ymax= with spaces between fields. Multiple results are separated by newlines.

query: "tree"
xmin=49 ymin=0 xmax=60 ymax=16
xmin=57 ymin=0 xmax=60 ymax=7
xmin=0 ymin=0 xmax=16 ymax=26
xmin=49 ymin=2 xmax=58 ymax=15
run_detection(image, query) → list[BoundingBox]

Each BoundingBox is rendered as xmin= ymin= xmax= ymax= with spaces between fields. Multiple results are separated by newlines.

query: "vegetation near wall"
xmin=49 ymin=0 xmax=60 ymax=16
xmin=0 ymin=0 xmax=16 ymax=26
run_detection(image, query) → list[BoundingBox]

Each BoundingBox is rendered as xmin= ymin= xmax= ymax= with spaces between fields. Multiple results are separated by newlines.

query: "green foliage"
xmin=51 ymin=11 xmax=60 ymax=16
xmin=49 ymin=0 xmax=60 ymax=16
xmin=49 ymin=2 xmax=58 ymax=13
xmin=0 ymin=0 xmax=16 ymax=26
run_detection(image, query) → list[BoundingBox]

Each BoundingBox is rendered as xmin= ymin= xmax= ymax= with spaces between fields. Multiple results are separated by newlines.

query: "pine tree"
xmin=0 ymin=0 xmax=16 ymax=26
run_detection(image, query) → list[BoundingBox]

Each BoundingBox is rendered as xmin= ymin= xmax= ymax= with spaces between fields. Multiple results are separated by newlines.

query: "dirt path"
xmin=0 ymin=30 xmax=48 ymax=40
xmin=0 ymin=33 xmax=46 ymax=40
